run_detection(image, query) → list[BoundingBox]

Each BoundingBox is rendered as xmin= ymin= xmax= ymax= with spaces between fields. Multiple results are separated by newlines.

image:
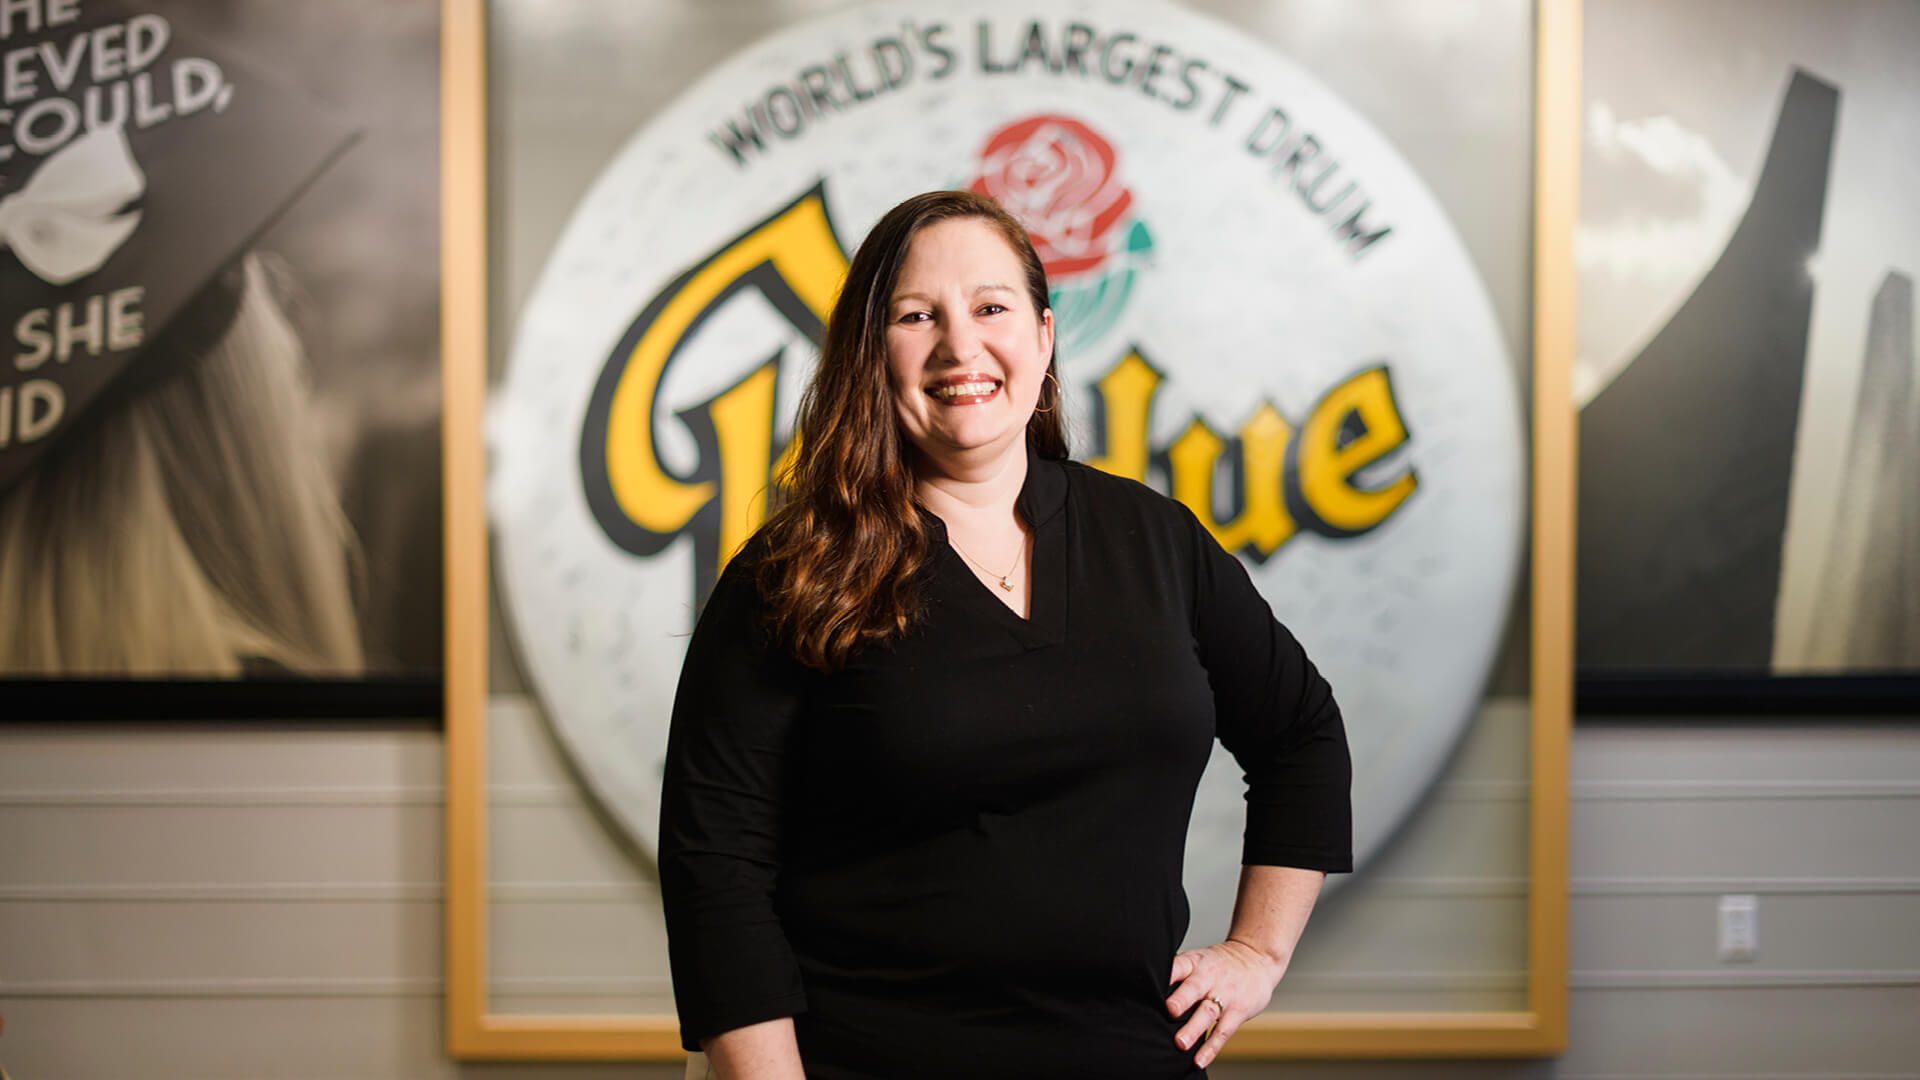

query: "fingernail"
xmin=1177 ymin=1036 xmax=1190 ymax=1049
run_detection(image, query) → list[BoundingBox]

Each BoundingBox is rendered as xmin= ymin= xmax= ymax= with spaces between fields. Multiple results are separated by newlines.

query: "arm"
xmin=1164 ymin=865 xmax=1326 ymax=1066
xmin=1227 ymin=862 xmax=1326 ymax=973
xmin=658 ymin=554 xmax=812 ymax=1065
xmin=701 ymin=1017 xmax=806 ymax=1080
xmin=1180 ymin=508 xmax=1353 ymax=875
xmin=1164 ymin=505 xmax=1352 ymax=1067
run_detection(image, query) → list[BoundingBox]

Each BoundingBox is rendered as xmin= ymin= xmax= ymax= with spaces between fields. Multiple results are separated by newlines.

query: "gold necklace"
xmin=949 ymin=534 xmax=1024 ymax=592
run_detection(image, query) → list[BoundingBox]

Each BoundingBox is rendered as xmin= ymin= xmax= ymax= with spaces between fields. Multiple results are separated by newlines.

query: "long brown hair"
xmin=0 ymin=256 xmax=364 ymax=675
xmin=757 ymin=190 xmax=1067 ymax=671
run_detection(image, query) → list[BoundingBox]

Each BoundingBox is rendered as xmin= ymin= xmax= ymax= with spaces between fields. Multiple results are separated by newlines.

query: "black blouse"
xmin=658 ymin=453 xmax=1352 ymax=1080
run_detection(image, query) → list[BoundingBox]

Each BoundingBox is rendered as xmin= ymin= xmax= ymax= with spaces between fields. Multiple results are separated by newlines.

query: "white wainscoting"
xmin=2 ymin=717 xmax=1917 ymax=1079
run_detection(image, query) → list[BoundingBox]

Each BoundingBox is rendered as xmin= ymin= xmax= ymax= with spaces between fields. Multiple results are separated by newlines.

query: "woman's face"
xmin=884 ymin=216 xmax=1054 ymax=472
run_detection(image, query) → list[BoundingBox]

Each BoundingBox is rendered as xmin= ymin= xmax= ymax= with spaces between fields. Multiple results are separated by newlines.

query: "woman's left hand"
xmin=1163 ymin=938 xmax=1289 ymax=1068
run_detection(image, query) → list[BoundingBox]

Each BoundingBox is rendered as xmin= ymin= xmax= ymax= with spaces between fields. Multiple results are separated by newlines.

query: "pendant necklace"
xmin=950 ymin=535 xmax=1024 ymax=592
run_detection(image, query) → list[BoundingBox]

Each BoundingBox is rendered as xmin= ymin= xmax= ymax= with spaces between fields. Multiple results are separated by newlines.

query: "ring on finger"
xmin=1203 ymin=994 xmax=1224 ymax=1016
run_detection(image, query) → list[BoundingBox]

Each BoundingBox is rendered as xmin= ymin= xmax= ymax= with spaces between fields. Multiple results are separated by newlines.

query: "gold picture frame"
xmin=443 ymin=0 xmax=1577 ymax=1058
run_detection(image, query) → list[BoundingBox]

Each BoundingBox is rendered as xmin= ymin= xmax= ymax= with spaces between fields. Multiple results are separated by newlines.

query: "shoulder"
xmin=700 ymin=527 xmax=778 ymax=629
xmin=1055 ymin=459 xmax=1218 ymax=579
xmin=1058 ymin=459 xmax=1207 ymax=537
xmin=722 ymin=525 xmax=775 ymax=579
xmin=683 ymin=527 xmax=806 ymax=677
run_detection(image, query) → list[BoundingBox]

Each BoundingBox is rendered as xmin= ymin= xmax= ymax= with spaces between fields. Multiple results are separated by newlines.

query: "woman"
xmin=0 ymin=255 xmax=365 ymax=676
xmin=659 ymin=190 xmax=1351 ymax=1079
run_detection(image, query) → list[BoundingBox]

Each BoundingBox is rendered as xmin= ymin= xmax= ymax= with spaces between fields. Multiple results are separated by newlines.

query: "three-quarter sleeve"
xmin=1184 ymin=508 xmax=1354 ymax=873
xmin=657 ymin=554 xmax=811 ymax=1050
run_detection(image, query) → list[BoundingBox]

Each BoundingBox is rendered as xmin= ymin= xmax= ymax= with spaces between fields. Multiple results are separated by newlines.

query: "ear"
xmin=1039 ymin=307 xmax=1055 ymax=358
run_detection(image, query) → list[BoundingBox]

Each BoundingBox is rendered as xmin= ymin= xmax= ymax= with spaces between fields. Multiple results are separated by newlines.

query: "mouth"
xmin=927 ymin=374 xmax=1002 ymax=405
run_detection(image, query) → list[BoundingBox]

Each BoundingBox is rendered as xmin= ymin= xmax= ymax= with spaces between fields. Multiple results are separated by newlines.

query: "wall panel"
xmin=4 ymin=722 xmax=1916 ymax=1077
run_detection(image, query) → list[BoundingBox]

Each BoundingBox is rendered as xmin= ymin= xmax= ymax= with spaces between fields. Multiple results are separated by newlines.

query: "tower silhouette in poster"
xmin=1808 ymin=272 xmax=1920 ymax=667
xmin=1577 ymin=71 xmax=1838 ymax=669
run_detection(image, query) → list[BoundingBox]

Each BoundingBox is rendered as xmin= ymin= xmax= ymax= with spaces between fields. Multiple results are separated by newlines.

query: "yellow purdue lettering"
xmin=580 ymin=185 xmax=848 ymax=594
xmin=1085 ymin=353 xmax=1416 ymax=557
xmin=1084 ymin=349 xmax=1161 ymax=481
xmin=709 ymin=359 xmax=780 ymax=567
xmin=601 ymin=188 xmax=844 ymax=532
xmin=1290 ymin=365 xmax=1417 ymax=537
xmin=1169 ymin=403 xmax=1296 ymax=555
xmin=582 ymin=182 xmax=1418 ymax=609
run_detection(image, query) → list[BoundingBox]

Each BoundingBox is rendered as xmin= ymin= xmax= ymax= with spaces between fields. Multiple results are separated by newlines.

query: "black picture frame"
xmin=0 ymin=1 xmax=446 ymax=719
xmin=1578 ymin=672 xmax=1920 ymax=718
xmin=1574 ymin=1 xmax=1920 ymax=718
xmin=1 ymin=678 xmax=443 ymax=723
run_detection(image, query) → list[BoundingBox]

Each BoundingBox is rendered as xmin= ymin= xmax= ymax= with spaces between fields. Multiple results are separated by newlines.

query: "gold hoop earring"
xmin=1034 ymin=370 xmax=1060 ymax=414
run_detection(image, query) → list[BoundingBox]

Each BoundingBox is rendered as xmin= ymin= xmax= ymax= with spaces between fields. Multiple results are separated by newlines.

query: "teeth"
xmin=933 ymin=381 xmax=999 ymax=398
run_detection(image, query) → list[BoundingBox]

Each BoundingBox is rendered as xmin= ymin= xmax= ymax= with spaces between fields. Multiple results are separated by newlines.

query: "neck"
xmin=914 ymin=439 xmax=1029 ymax=527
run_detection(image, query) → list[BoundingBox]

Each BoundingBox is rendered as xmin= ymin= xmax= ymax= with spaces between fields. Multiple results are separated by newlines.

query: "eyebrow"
xmin=891 ymin=283 xmax=1019 ymax=304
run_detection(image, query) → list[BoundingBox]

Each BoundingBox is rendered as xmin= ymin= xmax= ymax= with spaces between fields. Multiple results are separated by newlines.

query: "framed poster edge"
xmin=443 ymin=0 xmax=1577 ymax=1059
xmin=0 ymin=677 xmax=441 ymax=723
xmin=442 ymin=0 xmax=493 ymax=1060
xmin=0 ymin=2 xmax=452 ymax=727
xmin=1577 ymin=672 xmax=1920 ymax=718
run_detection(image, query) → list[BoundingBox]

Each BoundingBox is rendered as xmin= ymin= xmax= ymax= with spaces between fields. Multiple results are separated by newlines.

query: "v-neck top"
xmin=658 ymin=453 xmax=1352 ymax=1080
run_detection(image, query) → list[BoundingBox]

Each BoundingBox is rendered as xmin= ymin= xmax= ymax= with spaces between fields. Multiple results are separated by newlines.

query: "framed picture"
xmin=445 ymin=0 xmax=1575 ymax=1058
xmin=1574 ymin=0 xmax=1920 ymax=715
xmin=0 ymin=0 xmax=445 ymax=719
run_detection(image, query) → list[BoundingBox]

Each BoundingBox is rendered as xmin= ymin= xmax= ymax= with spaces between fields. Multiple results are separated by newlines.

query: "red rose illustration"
xmin=968 ymin=115 xmax=1133 ymax=279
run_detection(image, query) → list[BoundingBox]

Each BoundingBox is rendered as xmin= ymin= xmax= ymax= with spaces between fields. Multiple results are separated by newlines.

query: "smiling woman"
xmin=656 ymin=189 xmax=1353 ymax=1080
xmin=885 ymin=217 xmax=1056 ymax=483
xmin=755 ymin=190 xmax=1067 ymax=663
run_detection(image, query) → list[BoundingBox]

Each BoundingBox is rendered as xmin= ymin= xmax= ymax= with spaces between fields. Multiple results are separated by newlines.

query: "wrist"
xmin=1224 ymin=935 xmax=1292 ymax=979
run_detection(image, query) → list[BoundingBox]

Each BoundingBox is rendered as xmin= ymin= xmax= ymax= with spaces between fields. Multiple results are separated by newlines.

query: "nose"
xmin=933 ymin=312 xmax=983 ymax=365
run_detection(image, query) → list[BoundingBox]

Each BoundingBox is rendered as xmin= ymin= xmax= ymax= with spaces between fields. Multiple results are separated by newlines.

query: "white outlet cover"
xmin=1718 ymin=893 xmax=1759 ymax=962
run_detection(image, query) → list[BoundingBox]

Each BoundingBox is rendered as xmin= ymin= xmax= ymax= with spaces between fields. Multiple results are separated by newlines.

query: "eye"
xmin=896 ymin=310 xmax=931 ymax=324
xmin=977 ymin=303 xmax=1007 ymax=316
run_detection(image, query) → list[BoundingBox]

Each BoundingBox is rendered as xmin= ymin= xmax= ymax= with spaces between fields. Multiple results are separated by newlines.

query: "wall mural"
xmin=1578 ymin=0 xmax=1920 ymax=692
xmin=0 ymin=0 xmax=442 ymax=703
xmin=487 ymin=0 xmax=1526 ymax=944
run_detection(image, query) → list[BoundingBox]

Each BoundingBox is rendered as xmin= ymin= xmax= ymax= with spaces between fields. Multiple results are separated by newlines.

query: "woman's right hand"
xmin=700 ymin=1016 xmax=807 ymax=1080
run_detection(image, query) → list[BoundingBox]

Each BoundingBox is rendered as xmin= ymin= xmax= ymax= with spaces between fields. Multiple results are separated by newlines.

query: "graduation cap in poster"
xmin=0 ymin=0 xmax=357 ymax=493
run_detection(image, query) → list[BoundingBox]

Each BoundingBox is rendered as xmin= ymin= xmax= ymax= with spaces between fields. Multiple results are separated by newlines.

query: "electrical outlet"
xmin=1718 ymin=893 xmax=1758 ymax=962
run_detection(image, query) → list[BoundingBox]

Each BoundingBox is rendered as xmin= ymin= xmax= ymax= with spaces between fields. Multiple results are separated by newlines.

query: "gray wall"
xmin=5 ymin=4 xmax=1915 ymax=1078
xmin=2 ymin=718 xmax=1916 ymax=1079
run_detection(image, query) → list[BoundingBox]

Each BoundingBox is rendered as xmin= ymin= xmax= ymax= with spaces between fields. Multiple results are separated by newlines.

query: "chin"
xmin=937 ymin=426 xmax=1025 ymax=459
